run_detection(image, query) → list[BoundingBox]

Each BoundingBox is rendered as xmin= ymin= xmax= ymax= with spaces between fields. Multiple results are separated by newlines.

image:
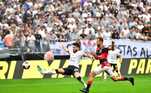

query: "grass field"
xmin=0 ymin=75 xmax=151 ymax=93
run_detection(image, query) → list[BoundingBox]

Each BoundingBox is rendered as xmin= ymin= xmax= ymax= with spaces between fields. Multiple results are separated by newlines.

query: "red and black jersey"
xmin=95 ymin=47 xmax=108 ymax=64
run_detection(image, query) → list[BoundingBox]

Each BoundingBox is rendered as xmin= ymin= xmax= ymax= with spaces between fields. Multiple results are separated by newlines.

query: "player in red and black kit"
xmin=80 ymin=37 xmax=134 ymax=93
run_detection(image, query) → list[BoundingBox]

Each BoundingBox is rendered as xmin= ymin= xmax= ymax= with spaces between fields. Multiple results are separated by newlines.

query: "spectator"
xmin=0 ymin=32 xmax=4 ymax=48
xmin=26 ymin=32 xmax=35 ymax=52
xmin=3 ymin=30 xmax=14 ymax=48
xmin=103 ymin=30 xmax=112 ymax=40
xmin=0 ymin=0 xmax=150 ymax=52
xmin=111 ymin=29 xmax=120 ymax=39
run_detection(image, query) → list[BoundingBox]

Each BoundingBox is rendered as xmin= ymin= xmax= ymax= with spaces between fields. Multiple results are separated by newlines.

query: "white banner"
xmin=113 ymin=39 xmax=151 ymax=58
xmin=50 ymin=39 xmax=151 ymax=58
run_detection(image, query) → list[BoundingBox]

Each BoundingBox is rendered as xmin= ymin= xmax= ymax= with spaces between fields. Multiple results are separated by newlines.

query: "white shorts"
xmin=93 ymin=65 xmax=114 ymax=76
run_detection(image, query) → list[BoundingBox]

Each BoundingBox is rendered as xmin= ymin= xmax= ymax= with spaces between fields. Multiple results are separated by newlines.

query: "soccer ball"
xmin=44 ymin=51 xmax=54 ymax=61
xmin=22 ymin=61 xmax=30 ymax=69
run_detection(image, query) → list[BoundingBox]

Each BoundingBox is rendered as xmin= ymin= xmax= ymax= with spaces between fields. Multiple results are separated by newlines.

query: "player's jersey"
xmin=108 ymin=49 xmax=120 ymax=64
xmin=95 ymin=47 xmax=108 ymax=64
xmin=68 ymin=50 xmax=85 ymax=68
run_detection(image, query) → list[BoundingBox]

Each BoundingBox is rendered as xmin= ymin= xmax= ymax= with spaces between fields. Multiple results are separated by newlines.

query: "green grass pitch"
xmin=0 ymin=75 xmax=151 ymax=93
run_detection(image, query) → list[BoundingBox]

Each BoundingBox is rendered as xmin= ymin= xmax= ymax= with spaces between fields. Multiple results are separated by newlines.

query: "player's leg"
xmin=74 ymin=72 xmax=87 ymax=88
xmin=112 ymin=64 xmax=119 ymax=76
xmin=110 ymin=63 xmax=121 ymax=77
xmin=111 ymin=75 xmax=134 ymax=86
xmin=80 ymin=66 xmax=102 ymax=93
xmin=117 ymin=61 xmax=122 ymax=77
xmin=112 ymin=64 xmax=116 ymax=72
xmin=37 ymin=65 xmax=55 ymax=75
xmin=37 ymin=65 xmax=65 ymax=75
xmin=80 ymin=72 xmax=95 ymax=93
xmin=114 ymin=64 xmax=121 ymax=76
xmin=55 ymin=68 xmax=65 ymax=74
xmin=106 ymin=66 xmax=134 ymax=86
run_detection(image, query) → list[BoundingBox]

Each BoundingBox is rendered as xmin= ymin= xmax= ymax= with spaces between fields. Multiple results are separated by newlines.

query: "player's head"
xmin=96 ymin=37 xmax=103 ymax=48
xmin=72 ymin=42 xmax=80 ymax=53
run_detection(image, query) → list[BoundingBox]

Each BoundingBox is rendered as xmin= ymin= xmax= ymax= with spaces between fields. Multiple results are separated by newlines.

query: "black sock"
xmin=77 ymin=77 xmax=86 ymax=87
xmin=116 ymin=70 xmax=118 ymax=73
xmin=77 ymin=77 xmax=81 ymax=81
xmin=124 ymin=77 xmax=129 ymax=80
xmin=55 ymin=69 xmax=59 ymax=73
xmin=86 ymin=84 xmax=91 ymax=90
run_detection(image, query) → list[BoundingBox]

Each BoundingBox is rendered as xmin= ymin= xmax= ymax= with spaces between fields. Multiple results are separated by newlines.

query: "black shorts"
xmin=63 ymin=65 xmax=79 ymax=75
xmin=110 ymin=63 xmax=117 ymax=70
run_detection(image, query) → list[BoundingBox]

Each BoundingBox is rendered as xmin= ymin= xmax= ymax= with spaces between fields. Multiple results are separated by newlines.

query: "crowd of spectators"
xmin=0 ymin=0 xmax=150 ymax=52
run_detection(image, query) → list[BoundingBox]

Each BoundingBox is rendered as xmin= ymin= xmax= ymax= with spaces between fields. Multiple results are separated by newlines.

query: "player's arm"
xmin=107 ymin=46 xmax=112 ymax=50
xmin=90 ymin=52 xmax=99 ymax=59
xmin=60 ymin=43 xmax=69 ymax=53
xmin=83 ymin=52 xmax=95 ymax=61
xmin=92 ymin=48 xmax=108 ymax=60
xmin=90 ymin=52 xmax=105 ymax=60
xmin=95 ymin=53 xmax=107 ymax=60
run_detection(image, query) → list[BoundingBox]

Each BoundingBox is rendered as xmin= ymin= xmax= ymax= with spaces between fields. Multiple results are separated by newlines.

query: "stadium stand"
xmin=0 ymin=0 xmax=150 ymax=53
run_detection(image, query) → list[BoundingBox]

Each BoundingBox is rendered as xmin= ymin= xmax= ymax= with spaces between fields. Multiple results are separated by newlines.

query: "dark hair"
xmin=97 ymin=37 xmax=103 ymax=42
xmin=72 ymin=43 xmax=80 ymax=48
xmin=112 ymin=40 xmax=115 ymax=44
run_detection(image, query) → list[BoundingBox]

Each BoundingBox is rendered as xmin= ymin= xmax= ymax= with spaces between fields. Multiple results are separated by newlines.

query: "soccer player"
xmin=80 ymin=37 xmax=134 ymax=93
xmin=37 ymin=42 xmax=93 ymax=88
xmin=108 ymin=40 xmax=122 ymax=77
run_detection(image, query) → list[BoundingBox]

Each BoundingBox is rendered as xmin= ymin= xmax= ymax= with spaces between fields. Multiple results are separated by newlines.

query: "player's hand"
xmin=90 ymin=55 xmax=95 ymax=61
xmin=60 ymin=42 xmax=69 ymax=53
xmin=90 ymin=52 xmax=96 ymax=56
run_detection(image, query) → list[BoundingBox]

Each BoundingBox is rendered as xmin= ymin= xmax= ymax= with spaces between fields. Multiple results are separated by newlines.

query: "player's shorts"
xmin=63 ymin=65 xmax=79 ymax=75
xmin=110 ymin=63 xmax=117 ymax=70
xmin=93 ymin=61 xmax=113 ymax=76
